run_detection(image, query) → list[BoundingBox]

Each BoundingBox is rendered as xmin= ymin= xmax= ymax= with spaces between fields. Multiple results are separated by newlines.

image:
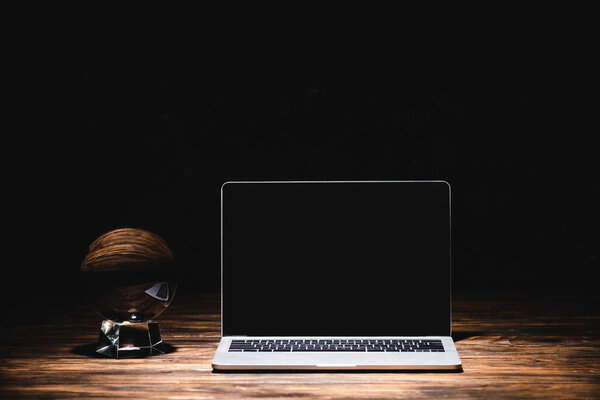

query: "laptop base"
xmin=212 ymin=336 xmax=462 ymax=371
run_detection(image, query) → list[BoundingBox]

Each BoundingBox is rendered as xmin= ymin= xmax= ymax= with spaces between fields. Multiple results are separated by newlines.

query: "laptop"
xmin=212 ymin=181 xmax=462 ymax=370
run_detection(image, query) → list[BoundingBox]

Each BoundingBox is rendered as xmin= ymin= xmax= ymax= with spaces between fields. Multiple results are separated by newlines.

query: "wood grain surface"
xmin=1 ymin=292 xmax=599 ymax=399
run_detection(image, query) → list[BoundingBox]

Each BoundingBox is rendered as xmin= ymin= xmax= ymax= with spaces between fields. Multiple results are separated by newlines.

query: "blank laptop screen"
xmin=222 ymin=181 xmax=451 ymax=336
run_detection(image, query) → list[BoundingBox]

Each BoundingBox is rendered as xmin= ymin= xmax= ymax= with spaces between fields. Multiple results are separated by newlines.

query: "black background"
xmin=7 ymin=16 xmax=598 ymax=310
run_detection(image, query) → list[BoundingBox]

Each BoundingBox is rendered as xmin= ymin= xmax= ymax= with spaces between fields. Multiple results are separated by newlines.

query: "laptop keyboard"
xmin=228 ymin=339 xmax=444 ymax=352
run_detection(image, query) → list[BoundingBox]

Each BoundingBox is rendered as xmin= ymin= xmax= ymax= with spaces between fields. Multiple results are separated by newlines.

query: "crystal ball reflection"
xmin=80 ymin=228 xmax=178 ymax=323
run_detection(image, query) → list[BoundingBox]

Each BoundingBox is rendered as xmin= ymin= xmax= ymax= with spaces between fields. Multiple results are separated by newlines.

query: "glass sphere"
xmin=80 ymin=228 xmax=178 ymax=323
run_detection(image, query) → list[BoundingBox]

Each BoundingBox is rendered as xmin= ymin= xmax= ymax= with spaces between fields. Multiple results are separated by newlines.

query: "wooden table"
xmin=1 ymin=292 xmax=599 ymax=399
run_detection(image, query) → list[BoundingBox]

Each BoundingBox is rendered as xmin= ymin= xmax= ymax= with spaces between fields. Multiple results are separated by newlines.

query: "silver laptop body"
xmin=212 ymin=181 xmax=462 ymax=370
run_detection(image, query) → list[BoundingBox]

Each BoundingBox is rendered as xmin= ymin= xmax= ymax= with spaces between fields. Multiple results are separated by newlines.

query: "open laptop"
xmin=212 ymin=181 xmax=461 ymax=370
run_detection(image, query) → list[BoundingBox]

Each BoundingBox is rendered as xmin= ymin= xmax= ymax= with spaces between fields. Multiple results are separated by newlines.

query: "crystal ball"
xmin=80 ymin=228 xmax=178 ymax=323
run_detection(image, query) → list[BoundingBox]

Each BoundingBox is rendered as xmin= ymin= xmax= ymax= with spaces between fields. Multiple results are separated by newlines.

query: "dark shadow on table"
xmin=452 ymin=331 xmax=484 ymax=342
xmin=70 ymin=343 xmax=177 ymax=358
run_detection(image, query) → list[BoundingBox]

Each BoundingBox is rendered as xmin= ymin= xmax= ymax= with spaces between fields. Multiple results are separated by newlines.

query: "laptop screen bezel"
xmin=220 ymin=180 xmax=452 ymax=337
